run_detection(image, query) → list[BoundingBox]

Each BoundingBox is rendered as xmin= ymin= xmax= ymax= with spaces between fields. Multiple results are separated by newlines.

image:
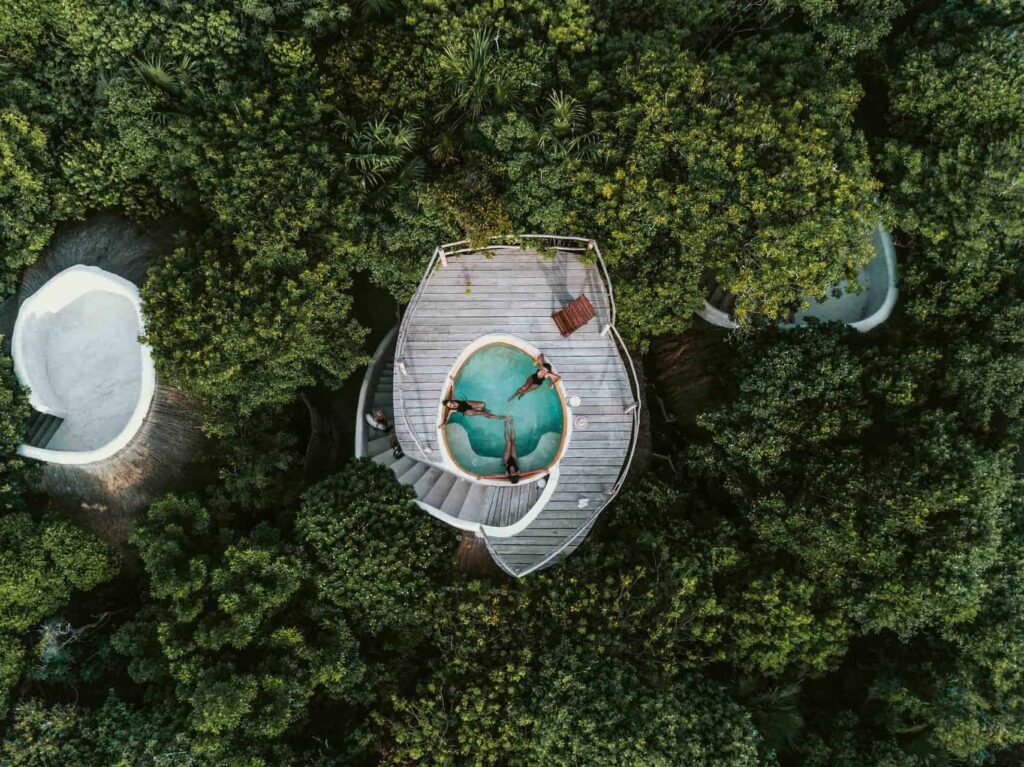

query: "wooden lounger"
xmin=552 ymin=293 xmax=597 ymax=337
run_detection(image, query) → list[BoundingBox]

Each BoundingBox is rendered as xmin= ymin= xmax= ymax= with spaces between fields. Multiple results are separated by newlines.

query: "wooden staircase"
xmin=24 ymin=410 xmax=64 ymax=449
xmin=365 ymin=358 xmax=500 ymax=524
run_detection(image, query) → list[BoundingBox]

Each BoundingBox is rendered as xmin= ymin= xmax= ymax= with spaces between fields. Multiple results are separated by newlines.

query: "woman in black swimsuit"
xmin=509 ymin=353 xmax=562 ymax=401
xmin=503 ymin=417 xmax=520 ymax=484
xmin=443 ymin=398 xmax=498 ymax=419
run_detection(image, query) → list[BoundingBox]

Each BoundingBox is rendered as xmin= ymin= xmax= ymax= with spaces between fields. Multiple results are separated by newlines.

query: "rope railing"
xmin=393 ymin=247 xmax=442 ymax=460
xmin=495 ymin=323 xmax=641 ymax=578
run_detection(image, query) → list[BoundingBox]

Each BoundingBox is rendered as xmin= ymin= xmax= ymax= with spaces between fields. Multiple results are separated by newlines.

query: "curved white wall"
xmin=12 ymin=265 xmax=156 ymax=465
xmin=696 ymin=224 xmax=898 ymax=333
xmin=790 ymin=224 xmax=898 ymax=332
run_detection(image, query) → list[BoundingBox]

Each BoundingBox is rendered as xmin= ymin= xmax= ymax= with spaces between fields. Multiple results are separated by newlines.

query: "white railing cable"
xmin=393 ymin=247 xmax=442 ymax=459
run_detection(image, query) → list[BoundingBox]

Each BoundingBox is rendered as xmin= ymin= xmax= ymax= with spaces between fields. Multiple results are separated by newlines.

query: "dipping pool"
xmin=442 ymin=341 xmax=566 ymax=479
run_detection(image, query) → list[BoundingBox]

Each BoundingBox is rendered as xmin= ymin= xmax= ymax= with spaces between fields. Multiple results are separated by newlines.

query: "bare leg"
xmin=503 ymin=418 xmax=515 ymax=464
xmin=509 ymin=378 xmax=537 ymax=401
xmin=462 ymin=400 xmax=501 ymax=419
xmin=507 ymin=419 xmax=518 ymax=462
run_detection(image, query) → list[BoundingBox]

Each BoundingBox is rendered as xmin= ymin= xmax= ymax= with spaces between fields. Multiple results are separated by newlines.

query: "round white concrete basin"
xmin=11 ymin=265 xmax=156 ymax=464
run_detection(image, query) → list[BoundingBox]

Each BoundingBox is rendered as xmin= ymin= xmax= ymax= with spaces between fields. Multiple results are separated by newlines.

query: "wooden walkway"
xmin=393 ymin=244 xmax=637 ymax=575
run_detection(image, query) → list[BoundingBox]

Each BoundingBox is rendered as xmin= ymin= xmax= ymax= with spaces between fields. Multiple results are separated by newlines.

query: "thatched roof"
xmin=40 ymin=385 xmax=205 ymax=541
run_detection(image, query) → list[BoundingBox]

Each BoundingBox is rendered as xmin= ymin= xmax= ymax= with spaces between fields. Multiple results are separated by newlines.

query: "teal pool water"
xmin=444 ymin=342 xmax=565 ymax=476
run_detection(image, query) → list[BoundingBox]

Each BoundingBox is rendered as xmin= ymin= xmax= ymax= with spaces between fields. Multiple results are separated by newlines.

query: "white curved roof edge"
xmin=414 ymin=466 xmax=561 ymax=538
xmin=847 ymin=224 xmax=898 ymax=333
xmin=13 ymin=265 xmax=157 ymax=466
xmin=695 ymin=224 xmax=898 ymax=333
xmin=696 ymin=300 xmax=740 ymax=330
xmin=432 ymin=332 xmax=573 ymax=487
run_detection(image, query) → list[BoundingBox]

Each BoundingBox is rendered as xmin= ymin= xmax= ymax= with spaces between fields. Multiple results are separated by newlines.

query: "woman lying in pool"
xmin=442 ymin=398 xmax=500 ymax=420
xmin=508 ymin=353 xmax=562 ymax=401
xmin=503 ymin=417 xmax=520 ymax=484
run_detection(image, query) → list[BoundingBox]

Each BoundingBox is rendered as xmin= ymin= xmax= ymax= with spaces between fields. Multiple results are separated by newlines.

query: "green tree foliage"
xmin=296 ymin=459 xmax=450 ymax=638
xmin=0 ymin=514 xmax=115 ymax=636
xmin=182 ymin=77 xmax=338 ymax=271
xmin=0 ymin=639 xmax=25 ymax=724
xmin=866 ymin=509 xmax=1024 ymax=758
xmin=877 ymin=3 xmax=1024 ymax=323
xmin=142 ymin=236 xmax=367 ymax=435
xmin=579 ymin=477 xmax=850 ymax=676
xmin=127 ymin=494 xmax=367 ymax=764
xmin=1 ymin=2 xmax=1023 ymax=766
xmin=696 ymin=328 xmax=1014 ymax=638
xmin=0 ymin=696 xmax=196 ymax=767
xmin=0 ymin=110 xmax=52 ymax=298
xmin=518 ymin=655 xmax=763 ymax=767
xmin=117 ymin=461 xmax=453 ymax=763
xmin=589 ymin=43 xmax=881 ymax=336
xmin=0 ymin=0 xmax=66 ymax=64
xmin=0 ymin=514 xmax=115 ymax=716
xmin=0 ymin=701 xmax=92 ymax=766
xmin=0 ymin=352 xmax=33 ymax=513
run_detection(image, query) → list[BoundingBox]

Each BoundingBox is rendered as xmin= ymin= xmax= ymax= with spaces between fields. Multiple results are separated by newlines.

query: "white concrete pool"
xmin=12 ymin=265 xmax=156 ymax=464
xmin=437 ymin=333 xmax=571 ymax=487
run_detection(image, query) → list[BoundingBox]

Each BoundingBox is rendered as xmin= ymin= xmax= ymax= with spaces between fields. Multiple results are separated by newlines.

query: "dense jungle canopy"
xmin=1 ymin=1 xmax=1023 ymax=765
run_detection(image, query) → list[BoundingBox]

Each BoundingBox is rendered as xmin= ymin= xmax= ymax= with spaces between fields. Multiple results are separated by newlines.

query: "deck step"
xmin=24 ymin=411 xmax=64 ymax=449
xmin=490 ymin=487 xmax=512 ymax=526
xmin=388 ymin=455 xmax=416 ymax=479
xmin=397 ymin=460 xmax=431 ymax=487
xmin=457 ymin=484 xmax=494 ymax=523
xmin=423 ymin=472 xmax=457 ymax=508
xmin=367 ymin=434 xmax=392 ymax=457
xmin=440 ymin=479 xmax=472 ymax=517
xmin=414 ymin=468 xmax=443 ymax=498
xmin=372 ymin=448 xmax=399 ymax=468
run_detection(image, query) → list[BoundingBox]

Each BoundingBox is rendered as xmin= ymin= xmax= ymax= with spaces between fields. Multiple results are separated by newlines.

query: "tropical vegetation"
xmin=1 ymin=1 xmax=1023 ymax=765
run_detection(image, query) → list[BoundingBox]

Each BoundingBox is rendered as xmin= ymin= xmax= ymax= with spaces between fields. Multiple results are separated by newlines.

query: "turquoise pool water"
xmin=444 ymin=342 xmax=565 ymax=477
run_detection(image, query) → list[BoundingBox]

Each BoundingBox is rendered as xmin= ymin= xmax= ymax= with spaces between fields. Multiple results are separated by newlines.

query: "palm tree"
xmin=340 ymin=115 xmax=426 ymax=207
xmin=534 ymin=90 xmax=597 ymax=158
xmin=735 ymin=675 xmax=805 ymax=752
xmin=435 ymin=28 xmax=507 ymax=124
xmin=133 ymin=52 xmax=196 ymax=99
